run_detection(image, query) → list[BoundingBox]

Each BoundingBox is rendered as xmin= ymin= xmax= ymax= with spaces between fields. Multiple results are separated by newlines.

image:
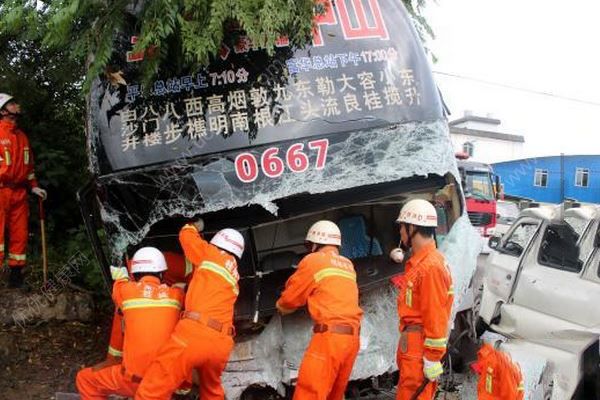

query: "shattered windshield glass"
xmin=94 ymin=120 xmax=457 ymax=257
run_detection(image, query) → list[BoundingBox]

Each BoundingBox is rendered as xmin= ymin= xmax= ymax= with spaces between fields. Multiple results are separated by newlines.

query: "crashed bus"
xmin=78 ymin=1 xmax=480 ymax=397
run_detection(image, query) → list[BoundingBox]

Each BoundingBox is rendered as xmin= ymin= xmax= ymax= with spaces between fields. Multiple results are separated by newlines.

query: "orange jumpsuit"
xmin=396 ymin=242 xmax=453 ymax=400
xmin=277 ymin=246 xmax=364 ymax=400
xmin=76 ymin=276 xmax=184 ymax=399
xmin=0 ymin=119 xmax=38 ymax=268
xmin=103 ymin=251 xmax=194 ymax=363
xmin=474 ymin=344 xmax=524 ymax=400
xmin=135 ymin=224 xmax=239 ymax=400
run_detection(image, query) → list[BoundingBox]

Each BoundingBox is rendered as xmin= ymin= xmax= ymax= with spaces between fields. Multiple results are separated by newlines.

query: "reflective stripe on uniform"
xmin=24 ymin=147 xmax=29 ymax=164
xmin=27 ymin=173 xmax=35 ymax=180
xmin=0 ymin=243 xmax=4 ymax=252
xmin=405 ymin=287 xmax=413 ymax=307
xmin=424 ymin=337 xmax=447 ymax=349
xmin=314 ymin=267 xmax=356 ymax=283
xmin=448 ymin=285 xmax=454 ymax=295
xmin=517 ymin=381 xmax=524 ymax=392
xmin=199 ymin=260 xmax=239 ymax=294
xmin=121 ymin=298 xmax=182 ymax=311
xmin=4 ymin=150 xmax=10 ymax=166
xmin=108 ymin=346 xmax=123 ymax=357
xmin=486 ymin=367 xmax=494 ymax=393
xmin=424 ymin=362 xmax=444 ymax=377
xmin=8 ymin=253 xmax=26 ymax=261
xmin=184 ymin=258 xmax=194 ymax=276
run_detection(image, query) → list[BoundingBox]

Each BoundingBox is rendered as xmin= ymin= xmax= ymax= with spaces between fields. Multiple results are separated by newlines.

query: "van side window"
xmin=501 ymin=223 xmax=537 ymax=257
xmin=538 ymin=223 xmax=583 ymax=273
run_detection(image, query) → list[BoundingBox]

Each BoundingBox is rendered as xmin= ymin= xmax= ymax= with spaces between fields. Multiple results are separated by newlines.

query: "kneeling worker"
xmin=76 ymin=247 xmax=184 ymax=399
xmin=276 ymin=220 xmax=363 ymax=400
xmin=135 ymin=220 xmax=245 ymax=400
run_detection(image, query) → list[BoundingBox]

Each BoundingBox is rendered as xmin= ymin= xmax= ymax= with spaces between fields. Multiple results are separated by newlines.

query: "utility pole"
xmin=560 ymin=153 xmax=565 ymax=213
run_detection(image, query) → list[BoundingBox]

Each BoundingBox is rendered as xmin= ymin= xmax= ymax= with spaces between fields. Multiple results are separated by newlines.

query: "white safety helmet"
xmin=131 ymin=247 xmax=168 ymax=274
xmin=0 ymin=93 xmax=14 ymax=110
xmin=396 ymin=199 xmax=438 ymax=227
xmin=211 ymin=228 xmax=245 ymax=259
xmin=305 ymin=220 xmax=342 ymax=246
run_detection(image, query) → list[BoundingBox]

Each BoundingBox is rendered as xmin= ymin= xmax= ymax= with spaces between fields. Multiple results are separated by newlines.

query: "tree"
xmin=1 ymin=0 xmax=434 ymax=90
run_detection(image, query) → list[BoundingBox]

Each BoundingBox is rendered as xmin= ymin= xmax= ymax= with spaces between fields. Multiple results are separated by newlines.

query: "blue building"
xmin=492 ymin=155 xmax=600 ymax=204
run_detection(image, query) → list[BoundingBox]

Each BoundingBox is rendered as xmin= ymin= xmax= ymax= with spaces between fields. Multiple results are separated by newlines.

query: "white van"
xmin=479 ymin=205 xmax=600 ymax=399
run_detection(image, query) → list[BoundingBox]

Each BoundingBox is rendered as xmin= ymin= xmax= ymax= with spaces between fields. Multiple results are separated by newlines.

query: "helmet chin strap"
xmin=0 ymin=109 xmax=19 ymax=119
xmin=400 ymin=223 xmax=417 ymax=251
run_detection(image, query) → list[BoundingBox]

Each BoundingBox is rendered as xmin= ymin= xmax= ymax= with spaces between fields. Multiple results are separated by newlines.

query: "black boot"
xmin=8 ymin=267 xmax=24 ymax=288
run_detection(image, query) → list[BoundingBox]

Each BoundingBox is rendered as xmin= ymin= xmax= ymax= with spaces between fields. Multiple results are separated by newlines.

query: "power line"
xmin=432 ymin=70 xmax=600 ymax=107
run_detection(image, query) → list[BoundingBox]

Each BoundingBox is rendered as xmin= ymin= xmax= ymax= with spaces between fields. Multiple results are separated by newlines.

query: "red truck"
xmin=457 ymin=159 xmax=498 ymax=237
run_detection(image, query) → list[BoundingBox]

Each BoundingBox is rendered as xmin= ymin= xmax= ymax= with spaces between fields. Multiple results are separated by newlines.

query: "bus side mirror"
xmin=488 ymin=236 xmax=501 ymax=250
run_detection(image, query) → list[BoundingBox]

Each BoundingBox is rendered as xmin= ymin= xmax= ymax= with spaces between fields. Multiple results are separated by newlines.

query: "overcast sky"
xmin=424 ymin=0 xmax=600 ymax=159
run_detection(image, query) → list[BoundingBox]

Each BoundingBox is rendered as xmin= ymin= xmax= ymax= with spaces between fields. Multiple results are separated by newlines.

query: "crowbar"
xmin=38 ymin=196 xmax=48 ymax=286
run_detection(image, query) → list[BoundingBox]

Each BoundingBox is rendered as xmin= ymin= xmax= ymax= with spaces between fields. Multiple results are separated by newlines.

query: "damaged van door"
xmin=479 ymin=205 xmax=600 ymax=399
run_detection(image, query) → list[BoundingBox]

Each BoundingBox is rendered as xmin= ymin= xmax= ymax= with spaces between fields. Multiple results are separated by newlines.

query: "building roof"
xmin=449 ymin=115 xmax=501 ymax=126
xmin=450 ymin=126 xmax=525 ymax=143
xmin=493 ymin=154 xmax=600 ymax=166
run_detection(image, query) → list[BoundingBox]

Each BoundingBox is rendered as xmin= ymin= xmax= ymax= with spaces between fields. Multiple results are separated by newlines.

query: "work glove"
xmin=423 ymin=358 xmax=444 ymax=381
xmin=32 ymin=187 xmax=47 ymax=200
xmin=389 ymin=247 xmax=405 ymax=264
xmin=193 ymin=218 xmax=204 ymax=232
xmin=110 ymin=265 xmax=129 ymax=281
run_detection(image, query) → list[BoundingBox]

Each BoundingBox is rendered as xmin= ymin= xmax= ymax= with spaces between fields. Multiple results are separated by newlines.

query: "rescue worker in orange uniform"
xmin=76 ymin=247 xmax=184 ymax=399
xmin=391 ymin=199 xmax=454 ymax=400
xmin=135 ymin=220 xmax=245 ymax=400
xmin=102 ymin=251 xmax=194 ymax=365
xmin=472 ymin=343 xmax=525 ymax=400
xmin=276 ymin=220 xmax=364 ymax=400
xmin=0 ymin=94 xmax=47 ymax=288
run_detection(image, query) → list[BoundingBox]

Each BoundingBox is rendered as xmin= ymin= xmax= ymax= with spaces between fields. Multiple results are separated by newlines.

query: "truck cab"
xmin=457 ymin=159 xmax=497 ymax=238
xmin=479 ymin=204 xmax=600 ymax=399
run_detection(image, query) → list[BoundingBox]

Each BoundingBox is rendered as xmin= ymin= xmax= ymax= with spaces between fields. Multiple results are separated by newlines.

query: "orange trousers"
xmin=293 ymin=331 xmax=360 ymax=400
xmin=134 ymin=319 xmax=234 ymax=400
xmin=76 ymin=364 xmax=138 ymax=400
xmin=396 ymin=330 xmax=437 ymax=400
xmin=0 ymin=187 xmax=28 ymax=267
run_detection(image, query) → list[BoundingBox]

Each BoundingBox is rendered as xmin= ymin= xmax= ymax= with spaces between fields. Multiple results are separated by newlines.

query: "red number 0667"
xmin=234 ymin=139 xmax=329 ymax=183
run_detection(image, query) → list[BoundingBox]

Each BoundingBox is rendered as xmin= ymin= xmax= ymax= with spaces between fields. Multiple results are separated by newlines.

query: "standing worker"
xmin=472 ymin=343 xmax=524 ymax=400
xmin=391 ymin=199 xmax=453 ymax=400
xmin=276 ymin=220 xmax=363 ymax=400
xmin=76 ymin=247 xmax=184 ymax=399
xmin=0 ymin=94 xmax=47 ymax=288
xmin=135 ymin=220 xmax=245 ymax=400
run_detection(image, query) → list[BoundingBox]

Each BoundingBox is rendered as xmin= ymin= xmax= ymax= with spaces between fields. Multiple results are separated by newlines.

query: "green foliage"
xmin=402 ymin=0 xmax=437 ymax=62
xmin=1 ymin=1 xmax=435 ymax=90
